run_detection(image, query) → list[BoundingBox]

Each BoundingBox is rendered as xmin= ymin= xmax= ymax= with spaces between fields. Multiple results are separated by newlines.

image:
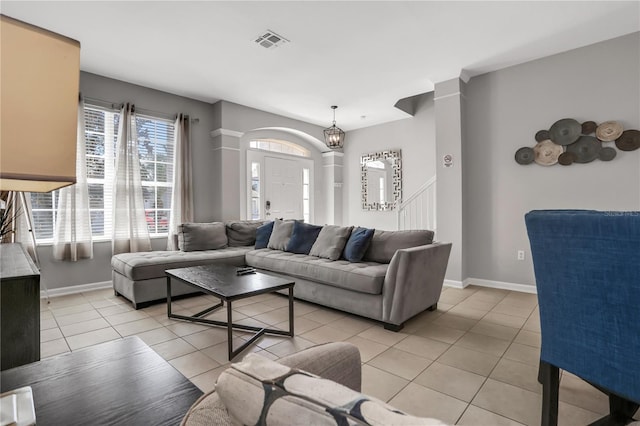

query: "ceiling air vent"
xmin=254 ymin=30 xmax=289 ymax=49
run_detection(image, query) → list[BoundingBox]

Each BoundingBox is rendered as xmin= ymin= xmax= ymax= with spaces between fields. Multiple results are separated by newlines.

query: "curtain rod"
xmin=82 ymin=95 xmax=199 ymax=123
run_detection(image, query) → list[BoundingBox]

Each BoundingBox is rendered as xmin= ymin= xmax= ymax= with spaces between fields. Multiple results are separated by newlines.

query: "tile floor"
xmin=38 ymin=285 xmax=633 ymax=425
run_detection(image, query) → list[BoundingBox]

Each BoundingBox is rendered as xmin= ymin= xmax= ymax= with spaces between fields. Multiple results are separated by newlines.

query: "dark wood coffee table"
xmin=0 ymin=336 xmax=202 ymax=426
xmin=166 ymin=264 xmax=295 ymax=360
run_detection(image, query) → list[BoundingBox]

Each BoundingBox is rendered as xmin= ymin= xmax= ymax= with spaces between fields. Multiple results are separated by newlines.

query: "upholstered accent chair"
xmin=525 ymin=210 xmax=640 ymax=426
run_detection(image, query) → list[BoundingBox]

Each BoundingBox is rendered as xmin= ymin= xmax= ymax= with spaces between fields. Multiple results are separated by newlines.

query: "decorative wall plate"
xmin=615 ymin=130 xmax=640 ymax=151
xmin=515 ymin=147 xmax=535 ymax=164
xmin=534 ymin=140 xmax=563 ymax=166
xmin=549 ymin=118 xmax=581 ymax=145
xmin=566 ymin=136 xmax=601 ymax=163
xmin=595 ymin=121 xmax=623 ymax=142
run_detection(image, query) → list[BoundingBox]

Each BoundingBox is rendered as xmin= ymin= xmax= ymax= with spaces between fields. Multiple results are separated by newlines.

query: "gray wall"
xmin=343 ymin=93 xmax=437 ymax=229
xmin=464 ymin=32 xmax=640 ymax=287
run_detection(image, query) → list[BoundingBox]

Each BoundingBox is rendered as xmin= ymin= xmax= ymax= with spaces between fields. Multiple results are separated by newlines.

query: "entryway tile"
xmin=469 ymin=320 xmax=519 ymax=342
xmin=182 ymin=327 xmax=229 ymax=349
xmin=357 ymin=326 xmax=408 ymax=346
xmin=368 ymin=348 xmax=432 ymax=380
xmin=361 ymin=364 xmax=408 ymax=402
xmin=301 ymin=324 xmax=353 ymax=344
xmin=503 ymin=342 xmax=540 ymax=367
xmin=472 ymin=378 xmax=541 ymax=426
xmin=454 ymin=332 xmax=511 ymax=357
xmin=66 ymin=327 xmax=121 ymax=350
xmin=389 ymin=382 xmax=467 ymax=424
xmin=112 ymin=317 xmax=162 ymax=336
xmin=134 ymin=327 xmax=178 ymax=346
xmin=344 ymin=336 xmax=389 ymax=362
xmin=490 ymin=358 xmax=541 ymax=394
xmin=60 ymin=317 xmax=111 ymax=337
xmin=437 ymin=345 xmax=500 ymax=376
xmin=190 ymin=365 xmax=229 ymax=393
xmin=393 ymin=335 xmax=450 ymax=361
xmin=169 ymin=351 xmax=220 ymax=378
xmin=265 ymin=336 xmax=316 ymax=358
xmin=414 ymin=361 xmax=485 ymax=402
xmin=151 ymin=338 xmax=197 ymax=360
xmin=413 ymin=323 xmax=465 ymax=344
xmin=457 ymin=405 xmax=525 ymax=425
xmin=41 ymin=338 xmax=70 ymax=358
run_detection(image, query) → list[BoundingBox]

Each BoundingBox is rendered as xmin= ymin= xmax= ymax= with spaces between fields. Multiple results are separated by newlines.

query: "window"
xmin=30 ymin=105 xmax=175 ymax=242
xmin=249 ymin=139 xmax=310 ymax=157
xmin=250 ymin=162 xmax=260 ymax=220
xmin=302 ymin=168 xmax=310 ymax=223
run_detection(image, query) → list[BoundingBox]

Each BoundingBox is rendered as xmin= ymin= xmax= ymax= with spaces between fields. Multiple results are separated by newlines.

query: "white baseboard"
xmin=41 ymin=281 xmax=112 ymax=299
xmin=443 ymin=279 xmax=466 ymax=289
xmin=464 ymin=278 xmax=537 ymax=294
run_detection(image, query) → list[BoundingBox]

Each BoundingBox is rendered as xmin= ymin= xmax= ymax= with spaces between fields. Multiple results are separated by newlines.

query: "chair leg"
xmin=538 ymin=360 xmax=559 ymax=426
xmin=609 ymin=393 xmax=639 ymax=425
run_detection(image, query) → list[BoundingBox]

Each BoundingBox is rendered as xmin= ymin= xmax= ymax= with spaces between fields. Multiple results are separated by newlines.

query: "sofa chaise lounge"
xmin=111 ymin=220 xmax=451 ymax=331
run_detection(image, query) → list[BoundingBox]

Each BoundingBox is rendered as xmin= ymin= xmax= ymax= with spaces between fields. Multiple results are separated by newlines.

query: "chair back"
xmin=525 ymin=210 xmax=640 ymax=404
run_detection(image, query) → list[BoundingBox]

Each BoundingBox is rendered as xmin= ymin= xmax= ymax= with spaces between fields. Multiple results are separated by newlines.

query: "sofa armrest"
xmin=277 ymin=342 xmax=362 ymax=392
xmin=382 ymin=242 xmax=452 ymax=326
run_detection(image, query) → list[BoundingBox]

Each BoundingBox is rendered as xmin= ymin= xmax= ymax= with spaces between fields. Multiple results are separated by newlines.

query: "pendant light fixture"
xmin=323 ymin=105 xmax=345 ymax=149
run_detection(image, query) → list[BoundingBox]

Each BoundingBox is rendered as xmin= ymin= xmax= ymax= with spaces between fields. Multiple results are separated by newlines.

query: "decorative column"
xmin=435 ymin=78 xmax=466 ymax=286
xmin=322 ymin=151 xmax=343 ymax=225
xmin=210 ymin=128 xmax=243 ymax=221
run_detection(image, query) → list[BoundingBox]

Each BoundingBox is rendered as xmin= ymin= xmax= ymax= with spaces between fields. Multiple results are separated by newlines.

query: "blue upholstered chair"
xmin=525 ymin=210 xmax=640 ymax=426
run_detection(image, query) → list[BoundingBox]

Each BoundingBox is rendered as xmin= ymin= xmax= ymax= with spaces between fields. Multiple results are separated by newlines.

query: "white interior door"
xmin=264 ymin=157 xmax=302 ymax=220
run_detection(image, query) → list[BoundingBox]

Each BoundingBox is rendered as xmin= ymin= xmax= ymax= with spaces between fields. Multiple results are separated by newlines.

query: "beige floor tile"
xmin=174 ymin=295 xmax=215 ymax=309
xmin=60 ymin=317 xmax=111 ymax=337
xmin=47 ymin=294 xmax=89 ymax=308
xmin=326 ymin=316 xmax=374 ymax=335
xmin=153 ymin=314 xmax=179 ymax=326
xmin=253 ymin=307 xmax=290 ymax=325
xmin=447 ymin=305 xmax=489 ymax=321
xmin=182 ymin=327 xmax=229 ymax=349
xmin=456 ymin=298 xmax=500 ymax=312
xmin=393 ymin=335 xmax=450 ymax=361
xmin=468 ymin=287 xmax=509 ymax=303
xmin=165 ymin=321 xmax=211 ymax=337
xmin=472 ymin=378 xmax=541 ymax=426
xmin=482 ymin=312 xmax=527 ymax=329
xmin=190 ymin=365 xmax=229 ymax=393
xmin=357 ymin=326 xmax=408 ymax=346
xmin=292 ymin=301 xmax=319 ymax=316
xmin=490 ymin=358 xmax=541 ymax=394
xmin=503 ymin=342 xmax=540 ymax=367
xmin=255 ymin=335 xmax=291 ymax=349
xmin=54 ymin=309 xmax=102 ymax=326
xmin=439 ymin=291 xmax=472 ymax=305
xmin=390 ymin=382 xmax=468 ymax=424
xmin=301 ymin=324 xmax=354 ymax=344
xmin=469 ymin=320 xmax=519 ymax=342
xmin=200 ymin=339 xmax=260 ymax=364
xmin=113 ymin=317 xmax=162 ymax=336
xmin=437 ymin=345 xmax=500 ymax=376
xmin=234 ymin=317 xmax=271 ymax=329
xmin=454 ymin=332 xmax=511 ymax=357
xmin=522 ymin=315 xmax=542 ymax=332
xmin=502 ymin=292 xmax=538 ymax=306
xmin=437 ymin=302 xmax=455 ymax=312
xmin=415 ymin=361 xmax=485 ymax=402
xmin=201 ymin=308 xmax=247 ymax=322
xmin=401 ymin=310 xmax=443 ymax=334
xmin=275 ymin=316 xmax=321 ymax=334
xmin=139 ymin=303 xmax=170 ymax=316
xmin=303 ymin=308 xmax=346 ymax=324
xmin=41 ymin=338 xmax=70 ymax=358
xmin=66 ymin=327 xmax=121 ymax=350
xmin=151 ymin=338 xmax=197 ymax=360
xmin=361 ymin=364 xmax=409 ymax=402
xmin=432 ymin=313 xmax=479 ymax=331
xmin=92 ymin=298 xmax=126 ymax=309
xmin=261 ymin=295 xmax=291 ymax=309
xmin=234 ymin=302 xmax=276 ymax=317
xmin=368 ymin=348 xmax=432 ymax=380
xmin=413 ymin=323 xmax=465 ymax=344
xmin=40 ymin=318 xmax=59 ymax=330
xmin=458 ymin=405 xmax=525 ymax=425
xmin=490 ymin=303 xmax=534 ymax=319
xmin=558 ymin=401 xmax=603 ymax=426
xmin=40 ymin=310 xmax=54 ymax=320
xmin=97 ymin=304 xmax=132 ymax=316
xmin=559 ymin=373 xmax=609 ymax=415
xmin=50 ymin=303 xmax=97 ymax=317
xmin=345 ymin=336 xmax=389 ymax=362
xmin=265 ymin=336 xmax=316 ymax=358
xmin=41 ymin=327 xmax=63 ymax=342
xmin=514 ymin=329 xmax=541 ymax=348
xmin=134 ymin=327 xmax=179 ymax=346
xmin=170 ymin=351 xmax=221 ymax=378
xmin=104 ymin=310 xmax=150 ymax=326
xmin=81 ymin=288 xmax=116 ymax=300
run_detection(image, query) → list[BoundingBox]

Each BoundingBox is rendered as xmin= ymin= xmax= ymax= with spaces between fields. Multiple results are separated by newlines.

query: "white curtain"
xmin=13 ymin=192 xmax=38 ymax=266
xmin=167 ymin=114 xmax=193 ymax=250
xmin=112 ymin=103 xmax=151 ymax=254
xmin=52 ymin=98 xmax=93 ymax=261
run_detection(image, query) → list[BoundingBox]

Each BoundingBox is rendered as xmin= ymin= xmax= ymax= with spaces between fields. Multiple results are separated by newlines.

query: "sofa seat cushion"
xmin=112 ymin=247 xmax=252 ymax=281
xmin=245 ymin=249 xmax=387 ymax=295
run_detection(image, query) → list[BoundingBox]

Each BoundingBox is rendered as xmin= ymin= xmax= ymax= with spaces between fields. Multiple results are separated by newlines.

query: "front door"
xmin=264 ymin=156 xmax=303 ymax=220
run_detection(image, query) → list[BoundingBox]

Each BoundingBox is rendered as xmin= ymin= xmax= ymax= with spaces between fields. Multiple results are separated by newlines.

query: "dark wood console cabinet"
xmin=1 ymin=243 xmax=40 ymax=370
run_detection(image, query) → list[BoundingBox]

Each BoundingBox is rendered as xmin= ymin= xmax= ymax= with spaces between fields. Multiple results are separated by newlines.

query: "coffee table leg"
xmin=227 ymin=300 xmax=233 ymax=360
xmin=166 ymin=276 xmax=173 ymax=317
xmin=288 ymin=286 xmax=294 ymax=337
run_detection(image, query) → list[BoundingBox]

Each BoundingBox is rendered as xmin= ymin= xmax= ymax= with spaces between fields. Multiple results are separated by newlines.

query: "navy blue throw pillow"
xmin=342 ymin=227 xmax=375 ymax=262
xmin=286 ymin=221 xmax=323 ymax=254
xmin=255 ymin=221 xmax=275 ymax=249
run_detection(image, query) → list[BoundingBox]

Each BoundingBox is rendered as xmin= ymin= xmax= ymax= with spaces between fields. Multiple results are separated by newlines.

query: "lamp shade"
xmin=1 ymin=15 xmax=80 ymax=193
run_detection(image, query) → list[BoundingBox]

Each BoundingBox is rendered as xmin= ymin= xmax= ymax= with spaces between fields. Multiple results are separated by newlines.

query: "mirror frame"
xmin=361 ymin=149 xmax=402 ymax=211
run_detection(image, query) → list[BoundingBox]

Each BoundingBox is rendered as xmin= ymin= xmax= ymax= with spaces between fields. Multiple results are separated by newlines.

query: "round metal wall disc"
xmin=596 ymin=121 xmax=623 ymax=142
xmin=549 ymin=118 xmax=581 ymax=145
xmin=615 ymin=130 xmax=640 ymax=151
xmin=566 ymin=136 xmax=601 ymax=163
xmin=581 ymin=121 xmax=597 ymax=135
xmin=515 ymin=147 xmax=535 ymax=165
xmin=598 ymin=147 xmax=617 ymax=161
xmin=535 ymin=130 xmax=550 ymax=142
xmin=558 ymin=152 xmax=576 ymax=166
xmin=533 ymin=140 xmax=563 ymax=166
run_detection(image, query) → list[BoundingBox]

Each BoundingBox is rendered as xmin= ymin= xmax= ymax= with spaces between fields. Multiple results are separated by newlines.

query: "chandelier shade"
xmin=323 ymin=106 xmax=345 ymax=149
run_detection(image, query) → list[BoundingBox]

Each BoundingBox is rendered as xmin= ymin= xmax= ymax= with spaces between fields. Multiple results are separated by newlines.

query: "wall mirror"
xmin=361 ymin=150 xmax=402 ymax=211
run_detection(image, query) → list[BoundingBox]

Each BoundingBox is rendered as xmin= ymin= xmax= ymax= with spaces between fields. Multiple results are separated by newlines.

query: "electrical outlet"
xmin=517 ymin=250 xmax=525 ymax=261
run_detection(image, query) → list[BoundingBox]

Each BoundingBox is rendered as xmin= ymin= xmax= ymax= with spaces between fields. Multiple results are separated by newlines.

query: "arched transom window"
xmin=249 ymin=138 xmax=310 ymax=157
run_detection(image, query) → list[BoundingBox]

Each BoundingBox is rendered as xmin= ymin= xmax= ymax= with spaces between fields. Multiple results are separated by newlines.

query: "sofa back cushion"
xmin=286 ymin=221 xmax=323 ymax=254
xmin=225 ymin=220 xmax=265 ymax=247
xmin=255 ymin=221 xmax=274 ymax=249
xmin=364 ymin=229 xmax=434 ymax=263
xmin=267 ymin=218 xmax=295 ymax=251
xmin=216 ymin=353 xmax=445 ymax=426
xmin=342 ymin=227 xmax=375 ymax=262
xmin=178 ymin=222 xmax=228 ymax=252
xmin=309 ymin=225 xmax=353 ymax=261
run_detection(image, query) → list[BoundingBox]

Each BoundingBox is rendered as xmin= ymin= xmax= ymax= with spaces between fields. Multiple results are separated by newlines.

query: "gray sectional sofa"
xmin=111 ymin=220 xmax=451 ymax=330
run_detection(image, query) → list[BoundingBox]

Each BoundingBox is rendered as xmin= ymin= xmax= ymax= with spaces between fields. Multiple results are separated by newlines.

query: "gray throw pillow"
xmin=178 ymin=222 xmax=228 ymax=251
xmin=225 ymin=220 xmax=265 ymax=247
xmin=364 ymin=229 xmax=434 ymax=263
xmin=267 ymin=219 xmax=295 ymax=251
xmin=309 ymin=225 xmax=353 ymax=260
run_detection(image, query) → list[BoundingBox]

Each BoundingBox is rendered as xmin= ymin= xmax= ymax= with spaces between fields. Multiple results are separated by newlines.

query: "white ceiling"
xmin=3 ymin=1 xmax=639 ymax=130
